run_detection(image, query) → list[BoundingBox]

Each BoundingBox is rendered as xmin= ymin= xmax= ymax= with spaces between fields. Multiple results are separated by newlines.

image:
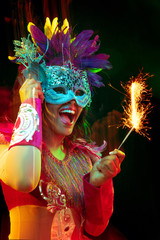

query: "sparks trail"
xmin=118 ymin=71 xmax=153 ymax=149
xmin=108 ymin=82 xmax=127 ymax=96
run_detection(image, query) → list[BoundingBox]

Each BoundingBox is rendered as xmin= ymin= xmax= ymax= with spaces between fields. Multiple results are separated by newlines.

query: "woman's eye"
xmin=75 ymin=90 xmax=85 ymax=96
xmin=53 ymin=87 xmax=66 ymax=94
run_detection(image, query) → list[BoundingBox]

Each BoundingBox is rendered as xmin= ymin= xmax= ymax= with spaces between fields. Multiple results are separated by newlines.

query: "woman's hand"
xmin=19 ymin=74 xmax=44 ymax=103
xmin=89 ymin=149 xmax=125 ymax=187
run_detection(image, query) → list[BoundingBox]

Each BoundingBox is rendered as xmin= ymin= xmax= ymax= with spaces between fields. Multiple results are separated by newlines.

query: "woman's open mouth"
xmin=59 ymin=108 xmax=76 ymax=126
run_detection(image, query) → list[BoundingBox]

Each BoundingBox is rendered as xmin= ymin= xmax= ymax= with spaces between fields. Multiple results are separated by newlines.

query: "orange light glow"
xmin=122 ymin=72 xmax=152 ymax=139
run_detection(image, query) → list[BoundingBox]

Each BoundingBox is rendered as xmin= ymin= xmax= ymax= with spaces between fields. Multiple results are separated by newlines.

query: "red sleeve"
xmin=83 ymin=173 xmax=114 ymax=236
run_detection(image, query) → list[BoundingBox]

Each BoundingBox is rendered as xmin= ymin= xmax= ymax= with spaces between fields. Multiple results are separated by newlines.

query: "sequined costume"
xmin=0 ymin=130 xmax=114 ymax=239
xmin=0 ymin=17 xmax=114 ymax=240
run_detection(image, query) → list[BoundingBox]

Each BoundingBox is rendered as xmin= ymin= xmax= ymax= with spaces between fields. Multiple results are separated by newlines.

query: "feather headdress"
xmin=9 ymin=17 xmax=111 ymax=97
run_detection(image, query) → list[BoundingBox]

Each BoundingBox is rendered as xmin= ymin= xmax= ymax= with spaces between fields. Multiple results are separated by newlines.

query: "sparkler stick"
xmin=118 ymin=126 xmax=134 ymax=150
xmin=118 ymin=72 xmax=152 ymax=150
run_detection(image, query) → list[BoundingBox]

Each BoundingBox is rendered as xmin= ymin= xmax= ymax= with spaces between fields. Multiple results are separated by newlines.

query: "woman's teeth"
xmin=59 ymin=109 xmax=76 ymax=124
xmin=60 ymin=109 xmax=75 ymax=114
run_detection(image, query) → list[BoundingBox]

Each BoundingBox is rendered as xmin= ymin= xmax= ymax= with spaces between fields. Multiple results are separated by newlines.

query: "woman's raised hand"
xmin=90 ymin=149 xmax=125 ymax=187
xmin=19 ymin=74 xmax=44 ymax=103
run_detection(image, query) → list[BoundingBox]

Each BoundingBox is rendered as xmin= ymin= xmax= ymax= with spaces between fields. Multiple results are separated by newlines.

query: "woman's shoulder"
xmin=67 ymin=137 xmax=107 ymax=161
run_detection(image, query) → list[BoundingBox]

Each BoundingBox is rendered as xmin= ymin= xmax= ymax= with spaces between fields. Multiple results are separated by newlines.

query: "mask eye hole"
xmin=75 ymin=89 xmax=85 ymax=96
xmin=53 ymin=87 xmax=66 ymax=94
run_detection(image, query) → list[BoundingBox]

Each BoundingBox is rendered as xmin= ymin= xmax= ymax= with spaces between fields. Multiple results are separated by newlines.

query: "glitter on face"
xmin=42 ymin=64 xmax=92 ymax=108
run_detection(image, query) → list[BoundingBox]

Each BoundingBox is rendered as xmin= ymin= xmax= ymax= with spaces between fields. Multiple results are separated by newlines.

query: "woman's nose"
xmin=69 ymin=99 xmax=77 ymax=105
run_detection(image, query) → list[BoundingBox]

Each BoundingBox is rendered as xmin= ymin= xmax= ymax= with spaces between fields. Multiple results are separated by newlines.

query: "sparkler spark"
xmin=118 ymin=72 xmax=152 ymax=149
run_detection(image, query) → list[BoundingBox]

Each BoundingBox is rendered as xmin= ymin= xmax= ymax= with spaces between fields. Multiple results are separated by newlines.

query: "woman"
xmin=0 ymin=17 xmax=125 ymax=240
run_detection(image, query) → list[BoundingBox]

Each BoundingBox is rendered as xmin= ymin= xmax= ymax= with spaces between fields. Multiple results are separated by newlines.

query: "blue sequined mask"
xmin=42 ymin=65 xmax=92 ymax=108
xmin=9 ymin=19 xmax=112 ymax=109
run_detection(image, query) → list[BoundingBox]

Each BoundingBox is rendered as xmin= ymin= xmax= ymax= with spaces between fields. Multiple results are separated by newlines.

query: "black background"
xmin=0 ymin=0 xmax=160 ymax=239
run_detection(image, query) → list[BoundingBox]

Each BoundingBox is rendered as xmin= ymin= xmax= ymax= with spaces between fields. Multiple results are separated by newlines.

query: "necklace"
xmin=43 ymin=142 xmax=71 ymax=165
xmin=41 ymin=141 xmax=92 ymax=211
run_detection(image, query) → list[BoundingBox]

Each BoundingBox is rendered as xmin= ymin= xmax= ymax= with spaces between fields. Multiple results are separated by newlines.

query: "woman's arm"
xmin=83 ymin=149 xmax=125 ymax=236
xmin=1 ymin=76 xmax=44 ymax=193
xmin=3 ymin=145 xmax=41 ymax=193
xmin=83 ymin=174 xmax=113 ymax=236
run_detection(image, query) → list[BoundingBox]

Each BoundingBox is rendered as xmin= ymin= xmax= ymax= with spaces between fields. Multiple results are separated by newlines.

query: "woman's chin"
xmin=56 ymin=126 xmax=74 ymax=137
xmin=64 ymin=128 xmax=74 ymax=136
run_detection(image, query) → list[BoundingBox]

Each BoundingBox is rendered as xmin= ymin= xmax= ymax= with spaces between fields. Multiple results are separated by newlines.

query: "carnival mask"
xmin=43 ymin=65 xmax=92 ymax=108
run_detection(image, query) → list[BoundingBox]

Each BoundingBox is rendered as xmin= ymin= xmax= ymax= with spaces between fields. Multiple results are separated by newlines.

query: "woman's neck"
xmin=43 ymin=129 xmax=66 ymax=161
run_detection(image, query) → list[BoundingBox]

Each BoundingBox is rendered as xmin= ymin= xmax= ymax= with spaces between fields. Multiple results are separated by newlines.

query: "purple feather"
xmin=79 ymin=54 xmax=111 ymax=69
xmin=73 ymin=40 xmax=100 ymax=58
xmin=11 ymin=20 xmax=112 ymax=92
xmin=47 ymin=57 xmax=64 ymax=66
xmin=87 ymin=71 xmax=105 ymax=88
xmin=29 ymin=25 xmax=54 ymax=59
xmin=71 ymin=30 xmax=94 ymax=58
xmin=71 ymin=30 xmax=93 ymax=48
xmin=77 ymin=35 xmax=100 ymax=57
xmin=80 ymin=41 xmax=100 ymax=57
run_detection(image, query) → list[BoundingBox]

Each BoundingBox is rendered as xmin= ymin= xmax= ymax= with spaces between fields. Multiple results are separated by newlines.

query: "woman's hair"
xmin=71 ymin=107 xmax=91 ymax=141
xmin=11 ymin=68 xmax=92 ymax=142
xmin=42 ymin=101 xmax=91 ymax=142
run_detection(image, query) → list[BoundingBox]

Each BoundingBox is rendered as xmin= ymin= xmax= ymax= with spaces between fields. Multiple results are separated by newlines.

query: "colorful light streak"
xmin=118 ymin=72 xmax=152 ymax=149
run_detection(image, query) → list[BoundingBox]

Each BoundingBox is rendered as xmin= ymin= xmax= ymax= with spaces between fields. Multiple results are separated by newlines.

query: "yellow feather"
xmin=51 ymin=17 xmax=58 ymax=35
xmin=70 ymin=37 xmax=75 ymax=43
xmin=27 ymin=22 xmax=41 ymax=53
xmin=61 ymin=18 xmax=69 ymax=34
xmin=8 ymin=56 xmax=16 ymax=61
xmin=44 ymin=17 xmax=52 ymax=40
xmin=27 ymin=22 xmax=37 ymax=46
xmin=27 ymin=22 xmax=35 ymax=33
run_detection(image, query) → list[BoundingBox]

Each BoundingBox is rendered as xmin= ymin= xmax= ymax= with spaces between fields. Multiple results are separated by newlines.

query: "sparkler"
xmin=118 ymin=72 xmax=152 ymax=150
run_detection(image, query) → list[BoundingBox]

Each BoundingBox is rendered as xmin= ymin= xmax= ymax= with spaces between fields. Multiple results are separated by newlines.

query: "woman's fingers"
xmin=97 ymin=149 xmax=125 ymax=178
xmin=19 ymin=78 xmax=44 ymax=103
xmin=97 ymin=154 xmax=120 ymax=177
xmin=109 ymin=149 xmax=125 ymax=163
